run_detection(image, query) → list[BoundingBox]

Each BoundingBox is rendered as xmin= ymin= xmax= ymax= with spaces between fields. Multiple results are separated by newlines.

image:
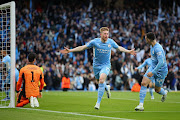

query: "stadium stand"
xmin=2 ymin=0 xmax=179 ymax=91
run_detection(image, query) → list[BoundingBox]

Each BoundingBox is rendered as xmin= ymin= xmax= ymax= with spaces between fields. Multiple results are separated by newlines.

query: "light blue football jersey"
xmin=150 ymin=43 xmax=168 ymax=74
xmin=137 ymin=58 xmax=152 ymax=69
xmin=86 ymin=38 xmax=119 ymax=67
xmin=2 ymin=55 xmax=11 ymax=70
xmin=2 ymin=55 xmax=19 ymax=82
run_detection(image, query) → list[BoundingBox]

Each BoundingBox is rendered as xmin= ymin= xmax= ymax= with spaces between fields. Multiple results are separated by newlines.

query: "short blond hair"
xmin=100 ymin=27 xmax=109 ymax=33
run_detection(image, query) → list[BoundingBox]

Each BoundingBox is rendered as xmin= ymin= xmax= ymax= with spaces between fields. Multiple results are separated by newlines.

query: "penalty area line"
xmin=78 ymin=111 xmax=180 ymax=113
xmin=18 ymin=108 xmax=135 ymax=120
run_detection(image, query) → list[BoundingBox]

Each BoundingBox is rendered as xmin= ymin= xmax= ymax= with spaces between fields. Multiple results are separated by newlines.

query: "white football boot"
xmin=135 ymin=105 xmax=144 ymax=111
xmin=151 ymin=96 xmax=155 ymax=100
xmin=105 ymin=85 xmax=111 ymax=99
xmin=161 ymin=90 xmax=168 ymax=102
xmin=94 ymin=103 xmax=100 ymax=110
xmin=30 ymin=96 xmax=34 ymax=108
xmin=33 ymin=97 xmax=39 ymax=107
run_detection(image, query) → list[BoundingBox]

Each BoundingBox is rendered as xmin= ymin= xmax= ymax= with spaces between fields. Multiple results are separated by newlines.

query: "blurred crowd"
xmin=11 ymin=0 xmax=180 ymax=91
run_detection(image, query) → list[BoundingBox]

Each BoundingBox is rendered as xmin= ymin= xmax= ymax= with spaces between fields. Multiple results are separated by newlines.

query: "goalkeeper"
xmin=16 ymin=53 xmax=44 ymax=107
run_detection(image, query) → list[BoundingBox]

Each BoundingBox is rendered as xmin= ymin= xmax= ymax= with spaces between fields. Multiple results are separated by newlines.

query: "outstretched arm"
xmin=137 ymin=60 xmax=148 ymax=69
xmin=60 ymin=45 xmax=88 ymax=54
xmin=117 ymin=46 xmax=136 ymax=56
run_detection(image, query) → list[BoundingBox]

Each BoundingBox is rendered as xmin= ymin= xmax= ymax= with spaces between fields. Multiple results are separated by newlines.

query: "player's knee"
xmin=155 ymin=88 xmax=161 ymax=93
xmin=149 ymin=84 xmax=153 ymax=88
xmin=99 ymin=78 xmax=104 ymax=84
xmin=141 ymin=81 xmax=147 ymax=86
xmin=151 ymin=84 xmax=155 ymax=88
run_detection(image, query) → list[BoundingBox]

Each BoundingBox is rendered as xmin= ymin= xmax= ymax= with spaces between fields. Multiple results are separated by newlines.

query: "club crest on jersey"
xmin=156 ymin=51 xmax=162 ymax=56
xmin=106 ymin=67 xmax=110 ymax=71
xmin=108 ymin=44 xmax=111 ymax=48
xmin=152 ymin=50 xmax=154 ymax=54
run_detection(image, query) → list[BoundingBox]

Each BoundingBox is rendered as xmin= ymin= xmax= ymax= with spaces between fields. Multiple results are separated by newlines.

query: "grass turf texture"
xmin=0 ymin=91 xmax=180 ymax=120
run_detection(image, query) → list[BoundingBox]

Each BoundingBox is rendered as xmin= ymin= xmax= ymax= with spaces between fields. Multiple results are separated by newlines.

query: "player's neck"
xmin=151 ymin=40 xmax=157 ymax=47
xmin=3 ymin=54 xmax=7 ymax=57
xmin=28 ymin=62 xmax=34 ymax=65
xmin=101 ymin=38 xmax=107 ymax=43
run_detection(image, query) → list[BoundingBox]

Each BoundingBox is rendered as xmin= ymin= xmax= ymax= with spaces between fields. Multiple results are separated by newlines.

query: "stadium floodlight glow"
xmin=0 ymin=1 xmax=16 ymax=108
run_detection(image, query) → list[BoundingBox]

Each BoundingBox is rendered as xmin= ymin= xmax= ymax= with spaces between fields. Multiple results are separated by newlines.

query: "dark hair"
xmin=146 ymin=32 xmax=156 ymax=41
xmin=28 ymin=53 xmax=36 ymax=62
xmin=64 ymin=73 xmax=69 ymax=78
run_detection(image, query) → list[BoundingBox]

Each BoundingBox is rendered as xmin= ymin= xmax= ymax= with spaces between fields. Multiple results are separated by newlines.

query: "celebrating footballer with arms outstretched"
xmin=61 ymin=27 xmax=136 ymax=110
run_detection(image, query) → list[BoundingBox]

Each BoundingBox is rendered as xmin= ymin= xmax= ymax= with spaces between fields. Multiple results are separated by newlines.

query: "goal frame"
xmin=0 ymin=1 xmax=16 ymax=108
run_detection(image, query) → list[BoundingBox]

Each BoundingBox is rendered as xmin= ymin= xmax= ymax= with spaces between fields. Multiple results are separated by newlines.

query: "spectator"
xmin=165 ymin=67 xmax=175 ymax=90
xmin=89 ymin=81 xmax=96 ymax=91
xmin=44 ymin=71 xmax=53 ymax=90
xmin=61 ymin=73 xmax=70 ymax=91
xmin=74 ymin=73 xmax=84 ymax=90
xmin=112 ymin=70 xmax=124 ymax=90
xmin=5 ymin=0 xmax=179 ymax=91
xmin=120 ymin=62 xmax=129 ymax=89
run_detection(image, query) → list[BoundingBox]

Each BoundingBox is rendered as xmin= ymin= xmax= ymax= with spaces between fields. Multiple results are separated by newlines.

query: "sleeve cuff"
xmin=40 ymin=90 xmax=42 ymax=92
xmin=152 ymin=71 xmax=156 ymax=75
xmin=16 ymin=90 xmax=19 ymax=93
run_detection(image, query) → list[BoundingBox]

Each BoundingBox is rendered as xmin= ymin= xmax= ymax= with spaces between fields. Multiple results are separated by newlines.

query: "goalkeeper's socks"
xmin=149 ymin=88 xmax=153 ymax=97
xmin=139 ymin=86 xmax=147 ymax=104
xmin=97 ymin=83 xmax=105 ymax=104
xmin=157 ymin=88 xmax=166 ymax=95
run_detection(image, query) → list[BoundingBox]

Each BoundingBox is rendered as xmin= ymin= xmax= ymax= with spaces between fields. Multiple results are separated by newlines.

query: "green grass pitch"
xmin=0 ymin=91 xmax=180 ymax=120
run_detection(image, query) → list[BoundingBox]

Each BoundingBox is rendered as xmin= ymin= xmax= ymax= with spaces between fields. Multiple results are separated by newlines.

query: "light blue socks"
xmin=97 ymin=83 xmax=106 ymax=104
xmin=140 ymin=86 xmax=147 ymax=103
xmin=149 ymin=88 xmax=153 ymax=97
xmin=157 ymin=88 xmax=166 ymax=95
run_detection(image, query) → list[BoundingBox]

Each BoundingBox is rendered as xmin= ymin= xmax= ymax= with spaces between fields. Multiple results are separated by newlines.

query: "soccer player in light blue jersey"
xmin=0 ymin=50 xmax=19 ymax=101
xmin=135 ymin=57 xmax=155 ymax=100
xmin=135 ymin=32 xmax=168 ymax=111
xmin=61 ymin=27 xmax=136 ymax=110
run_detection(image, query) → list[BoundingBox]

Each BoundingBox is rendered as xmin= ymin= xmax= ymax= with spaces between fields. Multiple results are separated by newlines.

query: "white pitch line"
xmin=44 ymin=91 xmax=180 ymax=104
xmin=106 ymin=97 xmax=180 ymax=104
xmin=78 ymin=111 xmax=180 ymax=113
xmin=54 ymin=94 xmax=180 ymax=104
xmin=18 ymin=108 xmax=135 ymax=120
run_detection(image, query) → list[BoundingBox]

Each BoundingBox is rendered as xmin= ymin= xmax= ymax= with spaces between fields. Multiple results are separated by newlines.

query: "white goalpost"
xmin=0 ymin=1 xmax=16 ymax=108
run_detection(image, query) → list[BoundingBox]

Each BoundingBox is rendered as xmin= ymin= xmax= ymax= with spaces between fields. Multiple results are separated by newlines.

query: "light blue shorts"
xmin=144 ymin=67 xmax=168 ymax=87
xmin=93 ymin=65 xmax=111 ymax=80
xmin=6 ymin=70 xmax=11 ymax=84
xmin=15 ymin=68 xmax=19 ymax=82
xmin=5 ymin=68 xmax=19 ymax=84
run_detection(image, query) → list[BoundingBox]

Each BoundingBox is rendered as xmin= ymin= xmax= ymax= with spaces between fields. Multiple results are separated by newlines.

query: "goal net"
xmin=0 ymin=1 xmax=16 ymax=108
